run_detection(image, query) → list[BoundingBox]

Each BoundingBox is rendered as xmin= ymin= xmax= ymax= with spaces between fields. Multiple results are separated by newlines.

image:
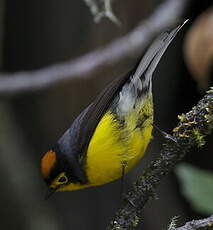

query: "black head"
xmin=41 ymin=144 xmax=87 ymax=197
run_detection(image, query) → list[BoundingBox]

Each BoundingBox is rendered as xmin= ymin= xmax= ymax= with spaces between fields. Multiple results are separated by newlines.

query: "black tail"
xmin=133 ymin=20 xmax=188 ymax=89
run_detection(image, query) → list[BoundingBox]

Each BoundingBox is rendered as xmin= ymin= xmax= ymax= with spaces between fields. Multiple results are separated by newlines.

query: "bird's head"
xmin=41 ymin=148 xmax=88 ymax=198
xmin=41 ymin=149 xmax=70 ymax=198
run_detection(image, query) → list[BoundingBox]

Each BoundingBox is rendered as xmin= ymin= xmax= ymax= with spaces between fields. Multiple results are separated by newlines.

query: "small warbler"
xmin=41 ymin=21 xmax=187 ymax=198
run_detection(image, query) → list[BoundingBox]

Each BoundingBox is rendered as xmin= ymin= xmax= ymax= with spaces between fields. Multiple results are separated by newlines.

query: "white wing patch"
xmin=116 ymin=75 xmax=144 ymax=116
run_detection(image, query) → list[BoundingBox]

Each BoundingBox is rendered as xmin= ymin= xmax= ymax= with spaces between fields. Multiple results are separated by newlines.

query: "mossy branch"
xmin=107 ymin=87 xmax=213 ymax=230
xmin=175 ymin=215 xmax=213 ymax=230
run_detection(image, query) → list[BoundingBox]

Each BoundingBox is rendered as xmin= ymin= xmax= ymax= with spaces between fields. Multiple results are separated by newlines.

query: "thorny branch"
xmin=107 ymin=87 xmax=213 ymax=230
xmin=0 ymin=0 xmax=189 ymax=96
xmin=175 ymin=215 xmax=213 ymax=230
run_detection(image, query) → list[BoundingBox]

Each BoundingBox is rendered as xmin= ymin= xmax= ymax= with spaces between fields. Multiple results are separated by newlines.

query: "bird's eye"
xmin=58 ymin=175 xmax=68 ymax=184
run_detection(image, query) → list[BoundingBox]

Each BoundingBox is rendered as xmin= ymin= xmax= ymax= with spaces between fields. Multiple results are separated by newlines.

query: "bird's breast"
xmin=86 ymin=97 xmax=153 ymax=186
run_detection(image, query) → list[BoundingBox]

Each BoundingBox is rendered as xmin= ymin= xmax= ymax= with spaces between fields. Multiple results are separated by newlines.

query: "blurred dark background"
xmin=0 ymin=0 xmax=212 ymax=229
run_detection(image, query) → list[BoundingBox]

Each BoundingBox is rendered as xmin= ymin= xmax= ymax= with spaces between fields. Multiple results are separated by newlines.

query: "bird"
xmin=41 ymin=21 xmax=187 ymax=198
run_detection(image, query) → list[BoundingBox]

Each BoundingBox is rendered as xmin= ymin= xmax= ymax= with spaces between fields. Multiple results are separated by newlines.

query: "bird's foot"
xmin=153 ymin=123 xmax=177 ymax=143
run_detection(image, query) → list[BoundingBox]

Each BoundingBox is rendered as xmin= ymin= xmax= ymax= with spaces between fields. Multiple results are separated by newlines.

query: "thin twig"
xmin=0 ymin=0 xmax=189 ymax=96
xmin=83 ymin=0 xmax=120 ymax=24
xmin=107 ymin=88 xmax=213 ymax=229
xmin=175 ymin=215 xmax=213 ymax=230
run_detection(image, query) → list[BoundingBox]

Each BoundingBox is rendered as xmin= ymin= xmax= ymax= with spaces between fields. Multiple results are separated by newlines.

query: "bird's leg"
xmin=120 ymin=160 xmax=127 ymax=197
xmin=153 ymin=123 xmax=177 ymax=143
xmin=120 ymin=161 xmax=136 ymax=207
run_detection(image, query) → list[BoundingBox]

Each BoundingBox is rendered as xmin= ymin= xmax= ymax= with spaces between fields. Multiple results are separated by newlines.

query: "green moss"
xmin=177 ymin=114 xmax=187 ymax=122
xmin=131 ymin=215 xmax=140 ymax=227
xmin=191 ymin=129 xmax=205 ymax=147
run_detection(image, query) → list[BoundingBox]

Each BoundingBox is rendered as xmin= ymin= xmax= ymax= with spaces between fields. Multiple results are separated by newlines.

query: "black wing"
xmin=77 ymin=68 xmax=133 ymax=160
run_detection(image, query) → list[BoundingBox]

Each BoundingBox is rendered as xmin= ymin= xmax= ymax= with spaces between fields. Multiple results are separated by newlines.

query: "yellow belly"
xmin=86 ymin=101 xmax=153 ymax=187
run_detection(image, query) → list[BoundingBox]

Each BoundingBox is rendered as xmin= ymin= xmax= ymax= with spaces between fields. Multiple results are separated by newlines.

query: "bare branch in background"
xmin=84 ymin=0 xmax=120 ymax=25
xmin=107 ymin=87 xmax=213 ymax=229
xmin=0 ymin=0 xmax=190 ymax=96
xmin=175 ymin=215 xmax=213 ymax=230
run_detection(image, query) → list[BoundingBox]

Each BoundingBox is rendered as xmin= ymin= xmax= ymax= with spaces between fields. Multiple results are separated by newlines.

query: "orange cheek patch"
xmin=41 ymin=150 xmax=56 ymax=178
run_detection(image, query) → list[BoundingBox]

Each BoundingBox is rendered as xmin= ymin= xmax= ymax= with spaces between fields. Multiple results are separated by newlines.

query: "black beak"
xmin=45 ymin=188 xmax=57 ymax=200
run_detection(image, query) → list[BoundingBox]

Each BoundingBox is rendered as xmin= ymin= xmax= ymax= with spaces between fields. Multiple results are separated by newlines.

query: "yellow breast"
xmin=86 ymin=98 xmax=153 ymax=187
